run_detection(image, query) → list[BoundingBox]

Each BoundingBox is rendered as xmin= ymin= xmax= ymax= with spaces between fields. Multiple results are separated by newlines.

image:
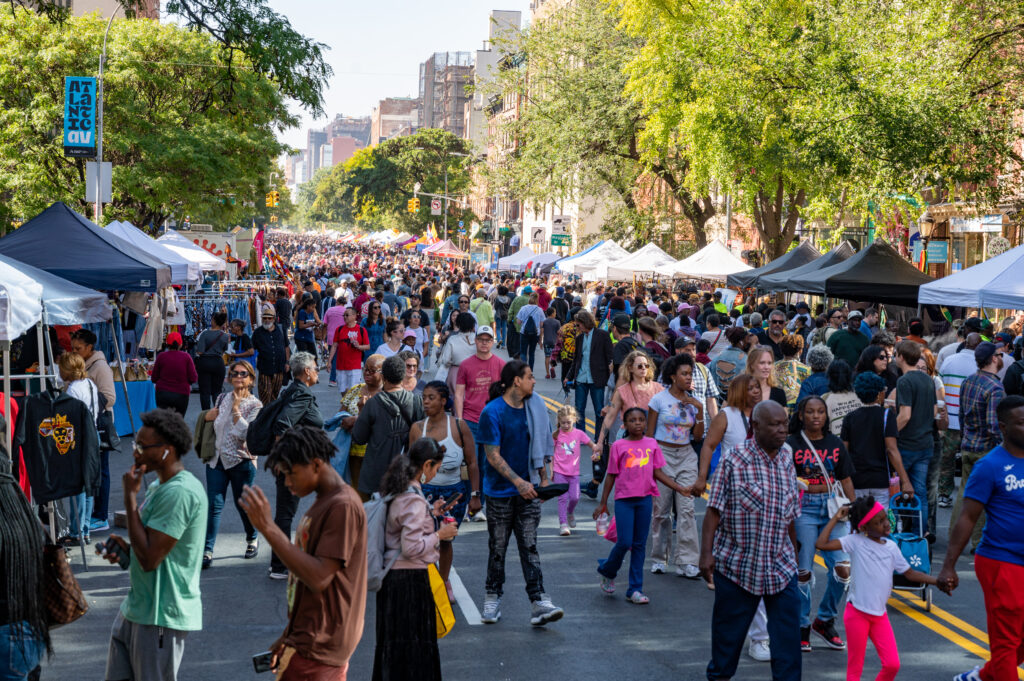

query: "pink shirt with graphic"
xmin=608 ymin=436 xmax=665 ymax=499
xmin=552 ymin=428 xmax=593 ymax=477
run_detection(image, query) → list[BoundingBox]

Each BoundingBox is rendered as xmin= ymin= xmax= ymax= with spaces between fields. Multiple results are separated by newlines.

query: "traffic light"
xmin=265 ymin=192 xmax=273 ymax=207
xmin=271 ymin=191 xmax=280 ymax=207
xmin=270 ymin=215 xmax=278 ymax=223
xmin=408 ymin=198 xmax=421 ymax=213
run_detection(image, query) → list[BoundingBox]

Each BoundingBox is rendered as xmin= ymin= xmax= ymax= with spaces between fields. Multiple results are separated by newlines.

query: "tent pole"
xmin=3 ymin=343 xmax=11 ymax=473
xmin=111 ymin=315 xmax=136 ymax=436
xmin=35 ymin=321 xmax=47 ymax=394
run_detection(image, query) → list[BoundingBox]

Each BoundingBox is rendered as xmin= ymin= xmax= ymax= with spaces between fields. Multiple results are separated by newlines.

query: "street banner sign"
xmin=430 ymin=199 xmax=442 ymax=216
xmin=64 ymin=77 xmax=97 ymax=158
xmin=551 ymin=234 xmax=572 ymax=247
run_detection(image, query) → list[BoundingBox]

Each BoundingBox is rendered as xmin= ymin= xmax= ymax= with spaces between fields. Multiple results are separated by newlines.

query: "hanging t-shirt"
xmin=839 ymin=533 xmax=909 ymax=616
xmin=120 ymin=470 xmax=207 ymax=630
xmin=965 ymin=445 xmax=1024 ymax=566
xmin=552 ymin=428 xmax=592 ymax=477
xmin=785 ymin=432 xmax=855 ymax=486
xmin=477 ymin=397 xmax=531 ymax=498
xmin=608 ymin=436 xmax=665 ymax=499
xmin=281 ymin=485 xmax=368 ymax=665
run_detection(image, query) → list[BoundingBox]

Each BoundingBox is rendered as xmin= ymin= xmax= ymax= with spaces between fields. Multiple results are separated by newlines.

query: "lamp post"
xmin=94 ymin=7 xmax=120 ymax=224
xmin=414 ymin=147 xmax=471 ymax=242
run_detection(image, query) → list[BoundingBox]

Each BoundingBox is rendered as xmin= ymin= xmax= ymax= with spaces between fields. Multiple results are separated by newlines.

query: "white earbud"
xmin=162 ymin=449 xmax=169 ymax=461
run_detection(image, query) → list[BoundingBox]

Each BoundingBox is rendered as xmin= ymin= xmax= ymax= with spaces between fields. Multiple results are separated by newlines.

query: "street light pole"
xmin=95 ymin=7 xmax=120 ymax=224
xmin=443 ymin=165 xmax=448 ymax=242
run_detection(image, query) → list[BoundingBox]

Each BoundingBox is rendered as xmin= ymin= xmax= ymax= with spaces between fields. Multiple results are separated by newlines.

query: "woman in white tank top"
xmin=693 ymin=373 xmax=762 ymax=496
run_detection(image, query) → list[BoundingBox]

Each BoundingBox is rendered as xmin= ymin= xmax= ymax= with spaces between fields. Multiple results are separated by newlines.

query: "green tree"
xmin=485 ymin=0 xmax=715 ymax=251
xmin=0 ymin=12 xmax=294 ymax=229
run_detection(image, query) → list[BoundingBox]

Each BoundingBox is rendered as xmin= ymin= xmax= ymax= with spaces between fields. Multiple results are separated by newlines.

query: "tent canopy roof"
xmin=918 ymin=243 xmax=1024 ymax=309
xmin=0 ymin=202 xmax=171 ymax=291
xmin=157 ymin=230 xmax=230 ymax=271
xmin=497 ymin=246 xmax=535 ymax=270
xmin=657 ymin=240 xmax=751 ymax=280
xmin=761 ymin=241 xmax=856 ymax=293
xmin=588 ymin=242 xmax=676 ymax=281
xmin=0 ymin=253 xmax=111 ymax=327
xmin=792 ymin=241 xmax=933 ymax=307
xmin=105 ymin=221 xmax=201 ymax=285
xmin=558 ymin=241 xmax=631 ymax=275
xmin=726 ymin=240 xmax=821 ymax=289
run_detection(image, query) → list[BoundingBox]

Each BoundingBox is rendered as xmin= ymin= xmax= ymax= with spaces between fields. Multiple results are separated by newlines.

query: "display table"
xmin=113 ymin=381 xmax=157 ymax=436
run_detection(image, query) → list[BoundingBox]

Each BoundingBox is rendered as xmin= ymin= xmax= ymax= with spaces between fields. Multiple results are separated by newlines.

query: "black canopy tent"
xmin=726 ymin=240 xmax=821 ymax=289
xmin=787 ymin=241 xmax=934 ymax=308
xmin=759 ymin=241 xmax=856 ymax=293
xmin=0 ymin=202 xmax=170 ymax=291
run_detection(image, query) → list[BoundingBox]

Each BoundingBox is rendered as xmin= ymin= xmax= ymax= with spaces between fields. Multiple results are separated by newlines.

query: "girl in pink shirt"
xmin=593 ymin=407 xmax=690 ymax=604
xmin=552 ymin=405 xmax=593 ymax=536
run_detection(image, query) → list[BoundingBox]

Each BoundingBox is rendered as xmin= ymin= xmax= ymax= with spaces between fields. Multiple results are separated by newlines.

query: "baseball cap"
xmin=612 ymin=313 xmax=632 ymax=331
xmin=964 ymin=317 xmax=982 ymax=332
xmin=678 ymin=335 xmax=696 ymax=346
xmin=403 ymin=329 xmax=418 ymax=340
xmin=975 ymin=341 xmax=998 ymax=367
xmin=795 ymin=301 xmax=810 ymax=311
xmin=476 ymin=325 xmax=495 ymax=339
xmin=523 ymin=286 xmax=533 ymax=294
xmin=848 ymin=310 xmax=864 ymax=320
xmin=677 ymin=302 xmax=692 ymax=313
xmin=994 ymin=331 xmax=1014 ymax=348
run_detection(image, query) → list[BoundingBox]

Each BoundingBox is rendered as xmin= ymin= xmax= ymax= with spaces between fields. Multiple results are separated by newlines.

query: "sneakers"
xmin=580 ymin=482 xmax=598 ymax=499
xmin=626 ymin=592 xmax=650 ymax=604
xmin=470 ymin=510 xmax=487 ymax=523
xmin=650 ymin=561 xmax=667 ymax=574
xmin=568 ymin=513 xmax=576 ymax=528
xmin=481 ymin=595 xmax=501 ymax=623
xmin=600 ymin=576 xmax=615 ymax=594
xmin=327 ymin=381 xmax=337 ymax=387
xmin=676 ymin=564 xmax=700 ymax=579
xmin=530 ymin=596 xmax=564 ymax=626
xmin=812 ymin=617 xmax=846 ymax=650
xmin=748 ymin=638 xmax=771 ymax=662
xmin=559 ymin=524 xmax=571 ymax=536
xmin=938 ymin=494 xmax=953 ymax=508
xmin=268 ymin=568 xmax=289 ymax=580
xmin=953 ymin=667 xmax=982 ymax=681
xmin=89 ymin=518 xmax=110 ymax=533
xmin=202 ymin=552 xmax=213 ymax=570
xmin=244 ymin=539 xmax=259 ymax=559
xmin=800 ymin=626 xmax=812 ymax=652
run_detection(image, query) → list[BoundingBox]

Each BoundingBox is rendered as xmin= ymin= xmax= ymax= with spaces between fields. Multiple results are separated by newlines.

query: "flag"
xmin=940 ymin=306 xmax=953 ymax=323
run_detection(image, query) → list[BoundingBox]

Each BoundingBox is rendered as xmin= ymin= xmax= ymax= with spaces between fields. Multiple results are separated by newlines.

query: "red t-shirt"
xmin=334 ymin=324 xmax=368 ymax=371
xmin=456 ymin=354 xmax=505 ymax=423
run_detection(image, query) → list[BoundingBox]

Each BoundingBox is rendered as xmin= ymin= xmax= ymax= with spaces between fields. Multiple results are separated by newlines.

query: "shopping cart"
xmin=889 ymin=494 xmax=932 ymax=611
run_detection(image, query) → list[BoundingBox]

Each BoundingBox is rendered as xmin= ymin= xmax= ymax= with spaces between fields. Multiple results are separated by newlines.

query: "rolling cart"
xmin=889 ymin=495 xmax=931 ymax=611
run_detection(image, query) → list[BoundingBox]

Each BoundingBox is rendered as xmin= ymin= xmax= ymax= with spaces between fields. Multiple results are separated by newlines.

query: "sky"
xmin=263 ymin=0 xmax=533 ymax=151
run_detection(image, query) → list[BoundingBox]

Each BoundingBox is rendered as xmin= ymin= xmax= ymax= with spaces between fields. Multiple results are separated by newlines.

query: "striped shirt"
xmin=940 ymin=349 xmax=977 ymax=431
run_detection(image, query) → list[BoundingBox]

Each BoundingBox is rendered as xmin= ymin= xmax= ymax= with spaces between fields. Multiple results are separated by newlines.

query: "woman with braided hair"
xmin=0 ymin=447 xmax=51 ymax=679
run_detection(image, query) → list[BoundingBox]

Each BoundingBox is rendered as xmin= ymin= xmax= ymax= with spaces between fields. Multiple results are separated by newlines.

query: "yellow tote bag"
xmin=428 ymin=563 xmax=455 ymax=639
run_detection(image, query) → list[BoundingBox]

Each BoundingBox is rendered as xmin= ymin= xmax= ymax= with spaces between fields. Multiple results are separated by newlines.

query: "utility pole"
xmin=95 ymin=8 xmax=120 ymax=224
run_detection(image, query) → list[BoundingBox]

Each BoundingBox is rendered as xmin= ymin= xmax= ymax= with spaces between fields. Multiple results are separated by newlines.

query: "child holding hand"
xmin=816 ymin=496 xmax=938 ymax=681
xmin=552 ymin=404 xmax=593 ymax=536
xmin=593 ymin=407 xmax=691 ymax=604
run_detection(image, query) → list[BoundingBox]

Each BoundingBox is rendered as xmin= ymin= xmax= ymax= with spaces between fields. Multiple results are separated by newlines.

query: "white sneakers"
xmin=650 ymin=562 xmax=667 ymax=574
xmin=676 ymin=564 xmax=701 ymax=579
xmin=559 ymin=524 xmax=571 ymax=536
xmin=748 ymin=638 xmax=771 ymax=662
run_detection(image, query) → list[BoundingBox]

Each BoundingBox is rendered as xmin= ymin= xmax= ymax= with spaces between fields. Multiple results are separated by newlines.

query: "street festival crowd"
xmin=2 ymin=230 xmax=1024 ymax=681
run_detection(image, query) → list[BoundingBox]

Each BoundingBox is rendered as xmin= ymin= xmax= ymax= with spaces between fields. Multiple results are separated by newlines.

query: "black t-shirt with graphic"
xmin=786 ymin=432 xmax=855 ymax=486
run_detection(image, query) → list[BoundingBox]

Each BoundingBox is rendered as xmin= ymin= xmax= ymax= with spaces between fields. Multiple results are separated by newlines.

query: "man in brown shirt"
xmin=240 ymin=426 xmax=367 ymax=680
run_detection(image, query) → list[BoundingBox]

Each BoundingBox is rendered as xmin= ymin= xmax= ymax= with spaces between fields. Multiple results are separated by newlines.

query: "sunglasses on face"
xmin=770 ymin=319 xmax=785 ymax=325
xmin=365 ymin=367 xmax=381 ymax=374
xmin=229 ymin=371 xmax=251 ymax=379
xmin=405 ymin=363 xmax=419 ymax=370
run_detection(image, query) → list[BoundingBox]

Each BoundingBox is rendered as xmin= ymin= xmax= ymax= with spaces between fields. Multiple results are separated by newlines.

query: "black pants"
xmin=155 ymin=389 xmax=189 ymax=417
xmin=271 ymin=471 xmax=300 ymax=573
xmin=295 ymin=339 xmax=317 ymax=355
xmin=507 ymin=326 xmax=521 ymax=358
xmin=195 ymin=355 xmax=226 ymax=411
xmin=91 ymin=448 xmax=111 ymax=521
xmin=519 ymin=333 xmax=539 ymax=371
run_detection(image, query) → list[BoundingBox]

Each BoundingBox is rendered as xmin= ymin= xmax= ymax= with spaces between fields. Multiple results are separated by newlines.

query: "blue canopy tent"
xmin=0 ymin=202 xmax=170 ymax=291
xmin=554 ymin=240 xmax=603 ymax=273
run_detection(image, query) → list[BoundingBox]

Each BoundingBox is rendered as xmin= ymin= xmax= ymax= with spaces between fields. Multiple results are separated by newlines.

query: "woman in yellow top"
xmin=773 ymin=334 xmax=810 ymax=411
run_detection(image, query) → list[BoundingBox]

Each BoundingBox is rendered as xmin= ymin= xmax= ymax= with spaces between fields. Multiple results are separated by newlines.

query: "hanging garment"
xmin=14 ymin=390 xmax=101 ymax=504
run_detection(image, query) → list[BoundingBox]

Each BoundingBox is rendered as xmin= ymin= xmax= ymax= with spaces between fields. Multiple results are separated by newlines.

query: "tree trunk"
xmin=652 ymin=162 xmax=714 ymax=248
xmin=753 ymin=175 xmax=805 ymax=261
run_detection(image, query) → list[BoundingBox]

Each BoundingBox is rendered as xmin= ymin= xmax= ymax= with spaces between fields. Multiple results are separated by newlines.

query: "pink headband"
xmin=858 ymin=502 xmax=885 ymax=529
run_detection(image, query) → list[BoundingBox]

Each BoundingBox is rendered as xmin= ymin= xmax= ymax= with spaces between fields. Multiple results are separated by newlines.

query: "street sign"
xmin=551 ymin=234 xmax=572 ymax=247
xmin=64 ymin=76 xmax=97 ymax=158
xmin=552 ymin=215 xmax=570 ymax=235
xmin=84 ymin=161 xmax=111 ymax=203
xmin=430 ymin=199 xmax=442 ymax=216
xmin=458 ymin=220 xmax=464 ymax=228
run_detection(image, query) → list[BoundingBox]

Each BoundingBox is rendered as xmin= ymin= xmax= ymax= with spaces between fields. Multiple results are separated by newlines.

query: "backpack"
xmin=364 ymin=492 xmax=399 ymax=592
xmin=522 ymin=309 xmax=538 ymax=336
xmin=245 ymin=389 xmax=291 ymax=457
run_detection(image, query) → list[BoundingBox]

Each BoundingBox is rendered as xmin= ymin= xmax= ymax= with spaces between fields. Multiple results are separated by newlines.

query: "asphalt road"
xmin=44 ymin=347 xmax=1013 ymax=680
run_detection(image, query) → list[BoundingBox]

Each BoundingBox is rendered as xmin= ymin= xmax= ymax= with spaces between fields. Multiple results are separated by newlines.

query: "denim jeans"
xmin=328 ymin=345 xmax=338 ymax=383
xmin=0 ymin=621 xmax=44 ymax=680
xmin=204 ymin=459 xmax=258 ymax=553
xmin=899 ymin=447 xmax=932 ymax=535
xmin=574 ymin=382 xmax=605 ymax=444
xmin=794 ymin=493 xmax=849 ymax=627
xmin=465 ymin=420 xmax=485 ymax=511
xmin=707 ymin=572 xmax=801 ymax=681
xmin=926 ymin=432 xmax=943 ymax=536
xmin=484 ymin=495 xmax=545 ymax=601
xmin=598 ymin=496 xmax=652 ymax=597
xmin=494 ymin=317 xmax=508 ymax=346
xmin=68 ymin=492 xmax=94 ymax=538
xmin=91 ymin=448 xmax=111 ymax=522
xmin=519 ymin=333 xmax=539 ymax=371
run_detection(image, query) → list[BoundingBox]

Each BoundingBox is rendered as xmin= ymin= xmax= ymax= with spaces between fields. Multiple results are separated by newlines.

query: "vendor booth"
xmin=587 ymin=242 xmax=676 ymax=281
xmin=726 ymin=240 xmax=821 ymax=289
xmin=759 ymin=241 xmax=856 ymax=293
xmin=105 ymin=221 xmax=202 ymax=285
xmin=157 ymin=229 xmax=231 ymax=271
xmin=918 ymin=243 xmax=1024 ymax=309
xmin=657 ymin=240 xmax=751 ymax=280
xmin=557 ymin=240 xmax=631 ymax=276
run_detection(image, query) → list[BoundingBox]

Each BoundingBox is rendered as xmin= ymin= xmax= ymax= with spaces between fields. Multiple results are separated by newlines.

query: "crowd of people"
xmin=3 ymin=230 xmax=1024 ymax=681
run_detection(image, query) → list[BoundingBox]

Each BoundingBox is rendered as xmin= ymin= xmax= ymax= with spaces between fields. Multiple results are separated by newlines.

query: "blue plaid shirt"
xmin=960 ymin=370 xmax=1004 ymax=453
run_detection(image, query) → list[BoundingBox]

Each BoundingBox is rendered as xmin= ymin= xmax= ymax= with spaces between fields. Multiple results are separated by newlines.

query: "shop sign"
xmin=949 ymin=214 xmax=1003 ymax=233
xmin=926 ymin=240 xmax=948 ymax=263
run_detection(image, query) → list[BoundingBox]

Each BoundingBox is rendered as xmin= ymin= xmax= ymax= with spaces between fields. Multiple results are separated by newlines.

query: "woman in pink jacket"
xmin=372 ymin=438 xmax=457 ymax=681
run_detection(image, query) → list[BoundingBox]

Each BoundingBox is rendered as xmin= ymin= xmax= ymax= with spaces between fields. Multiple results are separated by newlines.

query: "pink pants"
xmin=553 ymin=472 xmax=579 ymax=524
xmin=844 ymin=604 xmax=900 ymax=681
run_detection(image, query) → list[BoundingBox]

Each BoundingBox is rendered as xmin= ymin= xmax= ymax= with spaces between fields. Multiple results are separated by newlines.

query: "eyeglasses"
xmin=131 ymin=441 xmax=167 ymax=456
xmin=831 ymin=315 xmax=847 ymax=321
xmin=770 ymin=319 xmax=785 ymax=325
xmin=459 ymin=300 xmax=470 ymax=304
xmin=364 ymin=367 xmax=381 ymax=374
xmin=228 ymin=371 xmax=251 ymax=378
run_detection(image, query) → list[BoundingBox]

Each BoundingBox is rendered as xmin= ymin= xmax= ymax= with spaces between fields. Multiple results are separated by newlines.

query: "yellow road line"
xmin=541 ymin=394 xmax=595 ymax=428
xmin=891 ymin=590 xmax=990 ymax=646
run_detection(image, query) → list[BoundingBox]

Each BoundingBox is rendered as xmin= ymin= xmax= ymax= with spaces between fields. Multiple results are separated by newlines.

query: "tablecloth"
xmin=113 ymin=381 xmax=157 ymax=437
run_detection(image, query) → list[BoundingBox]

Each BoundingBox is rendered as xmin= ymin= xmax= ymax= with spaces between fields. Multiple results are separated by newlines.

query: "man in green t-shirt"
xmin=826 ymin=309 xmax=869 ymax=367
xmin=103 ymin=409 xmax=207 ymax=681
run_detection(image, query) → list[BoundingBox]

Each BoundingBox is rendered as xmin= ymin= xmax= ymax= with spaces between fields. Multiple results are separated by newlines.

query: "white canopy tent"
xmin=587 ymin=242 xmax=677 ymax=281
xmin=558 ymin=241 xmax=631 ymax=276
xmin=656 ymin=240 xmax=751 ymax=280
xmin=105 ymin=221 xmax=202 ymax=285
xmin=918 ymin=244 xmax=1024 ymax=309
xmin=157 ymin=230 xmax=230 ymax=271
xmin=519 ymin=252 xmax=562 ymax=273
xmin=497 ymin=246 xmax=535 ymax=271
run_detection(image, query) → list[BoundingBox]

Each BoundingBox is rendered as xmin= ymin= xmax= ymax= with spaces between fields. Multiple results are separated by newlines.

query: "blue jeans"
xmin=574 ymin=382 xmax=605 ymax=442
xmin=899 ymin=447 xmax=932 ymax=535
xmin=204 ymin=459 xmax=258 ymax=553
xmin=68 ymin=493 xmax=94 ymax=538
xmin=329 ymin=345 xmax=338 ymax=383
xmin=465 ymin=420 xmax=485 ymax=511
xmin=598 ymin=496 xmax=653 ymax=597
xmin=795 ymin=494 xmax=849 ymax=627
xmin=91 ymin=448 xmax=110 ymax=522
xmin=519 ymin=333 xmax=539 ymax=371
xmin=494 ymin=317 xmax=508 ymax=345
xmin=708 ymin=572 xmax=801 ymax=680
xmin=0 ymin=621 xmax=44 ymax=680
xmin=422 ymin=481 xmax=468 ymax=528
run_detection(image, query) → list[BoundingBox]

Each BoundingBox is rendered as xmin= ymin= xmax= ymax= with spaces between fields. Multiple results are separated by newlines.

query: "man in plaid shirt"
xmin=701 ymin=400 xmax=801 ymax=680
xmin=949 ymin=342 xmax=1005 ymax=551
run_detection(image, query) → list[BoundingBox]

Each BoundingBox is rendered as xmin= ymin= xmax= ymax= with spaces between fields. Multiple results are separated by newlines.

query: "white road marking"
xmin=448 ymin=568 xmax=482 ymax=625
